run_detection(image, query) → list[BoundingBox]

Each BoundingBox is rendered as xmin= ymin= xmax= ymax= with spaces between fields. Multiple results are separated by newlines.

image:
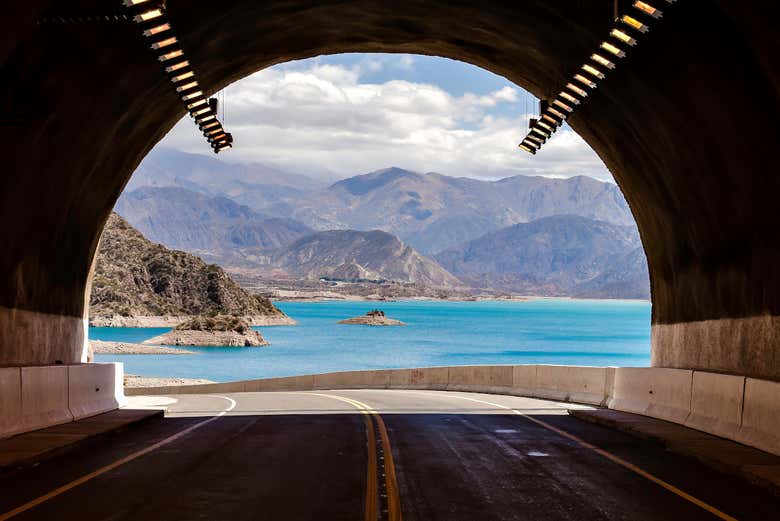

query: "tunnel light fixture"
xmin=175 ymin=80 xmax=198 ymax=92
xmin=574 ymin=74 xmax=597 ymax=89
xmin=591 ymin=53 xmax=616 ymax=69
xmin=559 ymin=92 xmax=581 ymax=105
xmin=566 ymin=83 xmax=588 ymax=97
xmin=195 ymin=114 xmax=216 ymax=124
xmin=611 ymin=29 xmax=637 ymax=46
xmin=621 ymin=15 xmax=649 ymax=33
xmin=191 ymin=106 xmax=211 ymax=116
xmin=518 ymin=0 xmax=675 ymax=155
xmin=158 ymin=49 xmax=183 ymax=62
xmin=143 ymin=23 xmax=170 ymax=36
xmin=547 ymin=107 xmax=567 ymax=119
xmin=552 ymin=99 xmax=574 ymax=112
xmin=600 ymin=42 xmax=626 ymax=58
xmin=171 ymin=70 xmax=195 ymax=82
xmin=537 ymin=120 xmax=555 ymax=132
xmin=582 ymin=64 xmax=605 ymax=79
xmin=181 ymin=90 xmax=203 ymax=101
xmin=133 ymin=9 xmax=162 ymax=23
xmin=542 ymin=113 xmax=562 ymax=127
xmin=164 ymin=60 xmax=189 ymax=73
xmin=150 ymin=36 xmax=177 ymax=50
xmin=634 ymin=1 xmax=662 ymax=18
xmin=126 ymin=1 xmax=233 ymax=153
xmin=187 ymin=99 xmax=207 ymax=110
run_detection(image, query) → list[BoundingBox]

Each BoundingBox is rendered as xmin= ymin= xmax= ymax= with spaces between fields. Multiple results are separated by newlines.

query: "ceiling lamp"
xmin=124 ymin=0 xmax=233 ymax=153
xmin=518 ymin=0 xmax=677 ymax=155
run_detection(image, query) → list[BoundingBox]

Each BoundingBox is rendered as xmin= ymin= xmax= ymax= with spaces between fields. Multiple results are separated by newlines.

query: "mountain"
xmin=573 ymin=247 xmax=650 ymax=299
xmin=274 ymin=167 xmax=635 ymax=253
xmin=89 ymin=213 xmax=290 ymax=322
xmin=115 ymin=186 xmax=312 ymax=256
xmin=273 ymin=229 xmax=463 ymax=288
xmin=434 ymin=215 xmax=647 ymax=297
xmin=126 ymin=147 xmax=329 ymax=209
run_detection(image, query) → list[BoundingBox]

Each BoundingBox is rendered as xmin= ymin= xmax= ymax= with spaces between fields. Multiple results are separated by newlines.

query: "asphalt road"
xmin=0 ymin=390 xmax=777 ymax=520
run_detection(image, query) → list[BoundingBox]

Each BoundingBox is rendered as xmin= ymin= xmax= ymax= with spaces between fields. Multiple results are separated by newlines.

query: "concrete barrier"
xmin=313 ymin=369 xmax=392 ymax=390
xmin=737 ymin=378 xmax=780 ymax=456
xmin=19 ymin=365 xmax=72 ymax=434
xmin=0 ymin=367 xmax=22 ymax=438
xmin=685 ymin=371 xmax=745 ymax=441
xmin=447 ymin=365 xmax=513 ymax=394
xmin=511 ymin=364 xmax=538 ymax=396
xmin=119 ymin=364 xmax=780 ymax=455
xmin=405 ymin=367 xmax=449 ymax=390
xmin=609 ymin=367 xmax=693 ymax=424
xmin=534 ymin=365 xmax=611 ymax=406
xmin=68 ymin=363 xmax=126 ymax=420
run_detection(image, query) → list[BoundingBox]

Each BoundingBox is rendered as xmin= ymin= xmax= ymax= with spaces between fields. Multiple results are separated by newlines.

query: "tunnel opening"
xmin=1 ymin=0 xmax=778 ymax=464
xmin=88 ymin=51 xmax=653 ymax=385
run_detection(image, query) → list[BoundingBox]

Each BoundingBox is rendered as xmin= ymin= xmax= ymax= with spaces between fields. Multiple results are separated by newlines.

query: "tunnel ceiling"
xmin=1 ymin=1 xmax=779 ymax=377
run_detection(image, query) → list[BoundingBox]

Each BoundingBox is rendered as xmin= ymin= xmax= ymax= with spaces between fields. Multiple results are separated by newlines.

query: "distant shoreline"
xmin=89 ymin=314 xmax=297 ymax=328
xmin=272 ymin=295 xmax=650 ymax=304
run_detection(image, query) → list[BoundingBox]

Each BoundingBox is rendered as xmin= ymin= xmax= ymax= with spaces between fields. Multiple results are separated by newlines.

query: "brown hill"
xmin=89 ymin=213 xmax=292 ymax=325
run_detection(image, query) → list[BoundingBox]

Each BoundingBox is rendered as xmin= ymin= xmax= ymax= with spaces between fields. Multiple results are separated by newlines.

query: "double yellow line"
xmin=308 ymin=393 xmax=402 ymax=521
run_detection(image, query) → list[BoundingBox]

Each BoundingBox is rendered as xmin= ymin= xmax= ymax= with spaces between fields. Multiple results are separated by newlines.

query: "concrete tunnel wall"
xmin=0 ymin=1 xmax=779 ymax=379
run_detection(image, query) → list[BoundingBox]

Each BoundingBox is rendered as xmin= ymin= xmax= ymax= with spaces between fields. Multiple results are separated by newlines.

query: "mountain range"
xmin=115 ymin=148 xmax=650 ymax=299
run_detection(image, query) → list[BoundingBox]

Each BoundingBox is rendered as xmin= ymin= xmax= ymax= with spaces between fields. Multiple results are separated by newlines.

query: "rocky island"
xmin=143 ymin=315 xmax=269 ymax=347
xmin=89 ymin=213 xmax=295 ymax=327
xmin=338 ymin=309 xmax=405 ymax=326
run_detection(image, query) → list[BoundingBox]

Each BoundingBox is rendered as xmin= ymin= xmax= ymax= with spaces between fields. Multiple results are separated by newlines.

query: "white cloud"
xmin=160 ymin=60 xmax=612 ymax=182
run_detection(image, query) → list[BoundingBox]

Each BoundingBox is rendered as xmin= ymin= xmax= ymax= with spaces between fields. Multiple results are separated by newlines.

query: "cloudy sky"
xmin=159 ymin=53 xmax=612 ymax=182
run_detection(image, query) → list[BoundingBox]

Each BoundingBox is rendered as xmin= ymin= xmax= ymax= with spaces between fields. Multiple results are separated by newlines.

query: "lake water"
xmin=92 ymin=299 xmax=651 ymax=382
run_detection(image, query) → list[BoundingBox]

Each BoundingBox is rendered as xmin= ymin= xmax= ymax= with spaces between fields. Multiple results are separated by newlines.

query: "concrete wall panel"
xmin=535 ymin=366 xmax=609 ymax=405
xmin=737 ymin=378 xmax=780 ymax=456
xmin=68 ymin=363 xmax=126 ymax=420
xmin=0 ymin=367 xmax=22 ymax=438
xmin=609 ymin=367 xmax=693 ymax=424
xmin=447 ymin=366 xmax=513 ymax=393
xmin=19 ymin=366 xmax=72 ymax=434
xmin=685 ymin=372 xmax=744 ymax=441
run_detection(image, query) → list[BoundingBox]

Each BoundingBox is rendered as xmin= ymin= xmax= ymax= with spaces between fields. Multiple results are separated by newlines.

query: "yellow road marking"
xmin=307 ymin=393 xmax=402 ymax=521
xmin=0 ymin=396 xmax=237 ymax=521
xmin=443 ymin=393 xmax=738 ymax=521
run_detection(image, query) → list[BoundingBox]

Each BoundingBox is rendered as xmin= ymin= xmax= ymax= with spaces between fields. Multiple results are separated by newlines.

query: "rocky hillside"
xmin=434 ymin=215 xmax=648 ymax=297
xmin=89 ymin=213 xmax=291 ymax=324
xmin=273 ymin=229 xmax=463 ymax=288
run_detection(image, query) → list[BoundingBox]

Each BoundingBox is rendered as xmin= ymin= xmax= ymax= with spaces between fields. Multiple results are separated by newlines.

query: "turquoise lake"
xmin=92 ymin=299 xmax=651 ymax=382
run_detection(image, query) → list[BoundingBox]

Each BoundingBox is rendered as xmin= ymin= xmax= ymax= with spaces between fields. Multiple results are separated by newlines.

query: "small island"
xmin=338 ymin=309 xmax=405 ymax=326
xmin=142 ymin=315 xmax=269 ymax=347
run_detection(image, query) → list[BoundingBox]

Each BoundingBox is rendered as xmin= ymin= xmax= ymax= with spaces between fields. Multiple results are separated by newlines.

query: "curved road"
xmin=0 ymin=390 xmax=777 ymax=520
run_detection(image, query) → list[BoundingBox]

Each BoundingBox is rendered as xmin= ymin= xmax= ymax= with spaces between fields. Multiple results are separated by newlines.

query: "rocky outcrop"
xmin=142 ymin=315 xmax=269 ymax=347
xmin=338 ymin=309 xmax=405 ymax=326
xmin=89 ymin=213 xmax=294 ymax=325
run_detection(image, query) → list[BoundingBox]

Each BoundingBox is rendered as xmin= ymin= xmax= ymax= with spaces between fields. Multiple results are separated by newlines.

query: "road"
xmin=0 ymin=390 xmax=777 ymax=520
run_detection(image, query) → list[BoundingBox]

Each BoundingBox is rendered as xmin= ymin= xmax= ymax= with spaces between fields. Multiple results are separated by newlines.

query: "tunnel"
xmin=1 ymin=0 xmax=778 ymax=442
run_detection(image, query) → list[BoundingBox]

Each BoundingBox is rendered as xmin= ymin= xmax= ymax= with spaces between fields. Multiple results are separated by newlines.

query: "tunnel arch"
xmin=1 ymin=1 xmax=778 ymax=379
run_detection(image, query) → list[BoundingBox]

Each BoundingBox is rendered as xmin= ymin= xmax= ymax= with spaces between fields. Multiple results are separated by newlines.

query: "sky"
xmin=159 ymin=53 xmax=612 ymax=182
